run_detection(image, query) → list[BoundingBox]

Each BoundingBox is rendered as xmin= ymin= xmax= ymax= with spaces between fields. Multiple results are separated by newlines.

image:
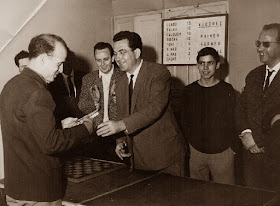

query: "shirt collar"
xmin=99 ymin=65 xmax=114 ymax=78
xmin=266 ymin=61 xmax=280 ymax=73
xmin=126 ymin=59 xmax=143 ymax=79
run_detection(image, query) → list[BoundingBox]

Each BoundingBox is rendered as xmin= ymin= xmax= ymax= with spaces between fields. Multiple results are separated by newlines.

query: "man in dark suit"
xmin=236 ymin=23 xmax=280 ymax=189
xmin=97 ymin=31 xmax=186 ymax=177
xmin=49 ymin=50 xmax=85 ymax=126
xmin=0 ymin=34 xmax=95 ymax=205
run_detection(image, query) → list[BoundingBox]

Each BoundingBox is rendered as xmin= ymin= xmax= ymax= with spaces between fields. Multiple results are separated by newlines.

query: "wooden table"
xmin=63 ymin=168 xmax=279 ymax=206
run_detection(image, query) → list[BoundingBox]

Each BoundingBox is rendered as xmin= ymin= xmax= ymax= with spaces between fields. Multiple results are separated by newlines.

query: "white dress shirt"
xmin=99 ymin=67 xmax=114 ymax=122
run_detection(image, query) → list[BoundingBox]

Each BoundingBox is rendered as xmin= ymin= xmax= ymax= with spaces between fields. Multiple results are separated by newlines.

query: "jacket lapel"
xmin=130 ymin=61 xmax=148 ymax=113
xmin=116 ymin=74 xmax=129 ymax=120
xmin=266 ymin=68 xmax=280 ymax=96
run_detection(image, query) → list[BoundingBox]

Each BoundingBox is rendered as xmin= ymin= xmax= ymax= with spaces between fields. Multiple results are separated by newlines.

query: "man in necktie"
xmin=236 ymin=23 xmax=280 ymax=190
xmin=96 ymin=31 xmax=186 ymax=177
xmin=78 ymin=42 xmax=124 ymax=161
xmin=49 ymin=49 xmax=85 ymax=126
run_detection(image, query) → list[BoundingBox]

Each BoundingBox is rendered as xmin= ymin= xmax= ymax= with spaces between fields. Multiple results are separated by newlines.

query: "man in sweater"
xmin=180 ymin=47 xmax=236 ymax=184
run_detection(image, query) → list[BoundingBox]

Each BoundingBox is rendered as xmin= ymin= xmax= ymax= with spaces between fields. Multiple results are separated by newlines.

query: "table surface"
xmin=63 ymin=168 xmax=279 ymax=206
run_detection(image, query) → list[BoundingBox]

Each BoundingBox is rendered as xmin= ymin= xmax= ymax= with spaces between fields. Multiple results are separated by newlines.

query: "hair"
xmin=262 ymin=23 xmax=280 ymax=42
xmin=113 ymin=31 xmax=142 ymax=52
xmin=196 ymin=47 xmax=220 ymax=63
xmin=93 ymin=42 xmax=113 ymax=57
xmin=14 ymin=50 xmax=29 ymax=67
xmin=28 ymin=34 xmax=67 ymax=59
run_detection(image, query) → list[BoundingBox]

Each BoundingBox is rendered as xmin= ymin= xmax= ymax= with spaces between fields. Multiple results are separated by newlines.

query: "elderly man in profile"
xmin=0 ymin=34 xmax=95 ymax=206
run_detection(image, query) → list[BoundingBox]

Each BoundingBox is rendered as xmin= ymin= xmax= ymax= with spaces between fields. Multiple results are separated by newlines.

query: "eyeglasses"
xmin=255 ymin=40 xmax=279 ymax=48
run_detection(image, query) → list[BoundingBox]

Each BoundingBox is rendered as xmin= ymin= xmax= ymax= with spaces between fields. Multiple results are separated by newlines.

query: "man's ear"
xmin=216 ymin=62 xmax=220 ymax=70
xmin=134 ymin=48 xmax=141 ymax=59
xmin=40 ymin=53 xmax=48 ymax=65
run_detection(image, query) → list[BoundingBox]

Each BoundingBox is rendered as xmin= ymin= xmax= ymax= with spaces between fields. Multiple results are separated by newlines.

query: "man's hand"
xmin=115 ymin=141 xmax=131 ymax=160
xmin=82 ymin=117 xmax=95 ymax=134
xmin=61 ymin=117 xmax=78 ymax=129
xmin=239 ymin=132 xmax=256 ymax=150
xmin=248 ymin=144 xmax=265 ymax=154
xmin=96 ymin=120 xmax=126 ymax=137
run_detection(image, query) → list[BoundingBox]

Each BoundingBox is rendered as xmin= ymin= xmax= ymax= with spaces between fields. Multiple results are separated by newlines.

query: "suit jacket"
xmin=0 ymin=68 xmax=89 ymax=201
xmin=78 ymin=67 xmax=124 ymax=124
xmin=49 ymin=70 xmax=85 ymax=123
xmin=116 ymin=60 xmax=186 ymax=171
xmin=236 ymin=64 xmax=280 ymax=147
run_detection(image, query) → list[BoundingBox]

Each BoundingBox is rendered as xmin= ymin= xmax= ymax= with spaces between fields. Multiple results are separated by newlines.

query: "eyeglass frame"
xmin=255 ymin=40 xmax=279 ymax=48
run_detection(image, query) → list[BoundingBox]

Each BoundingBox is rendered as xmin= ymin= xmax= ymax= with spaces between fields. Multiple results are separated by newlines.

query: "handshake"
xmin=61 ymin=110 xmax=99 ymax=134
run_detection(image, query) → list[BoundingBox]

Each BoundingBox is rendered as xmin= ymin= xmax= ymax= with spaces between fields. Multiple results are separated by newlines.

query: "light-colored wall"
xmin=0 ymin=0 xmax=113 ymax=179
xmin=112 ymin=0 xmax=220 ymax=16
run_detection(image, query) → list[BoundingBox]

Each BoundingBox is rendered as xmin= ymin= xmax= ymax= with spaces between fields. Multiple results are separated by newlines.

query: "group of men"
xmin=1 ymin=22 xmax=280 ymax=205
xmin=0 ymin=31 xmax=186 ymax=205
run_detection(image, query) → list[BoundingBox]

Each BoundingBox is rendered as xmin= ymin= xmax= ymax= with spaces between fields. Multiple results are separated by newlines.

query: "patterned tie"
xmin=264 ymin=70 xmax=274 ymax=91
xmin=67 ymin=75 xmax=75 ymax=97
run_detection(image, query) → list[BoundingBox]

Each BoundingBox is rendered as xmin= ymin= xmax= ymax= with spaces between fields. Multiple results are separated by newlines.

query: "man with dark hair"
xmin=97 ymin=31 xmax=186 ymax=176
xmin=181 ymin=47 xmax=236 ymax=184
xmin=0 ymin=34 xmax=95 ymax=206
xmin=14 ymin=50 xmax=29 ymax=72
xmin=236 ymin=23 xmax=280 ymax=189
xmin=78 ymin=42 xmax=123 ymax=160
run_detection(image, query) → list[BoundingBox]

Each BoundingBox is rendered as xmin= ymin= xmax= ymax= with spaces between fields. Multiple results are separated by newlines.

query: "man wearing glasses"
xmin=236 ymin=23 xmax=280 ymax=190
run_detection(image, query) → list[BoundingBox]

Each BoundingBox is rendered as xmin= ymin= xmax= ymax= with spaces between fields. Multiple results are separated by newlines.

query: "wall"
xmin=0 ymin=0 xmax=113 ymax=179
xmin=112 ymin=0 xmax=221 ymax=16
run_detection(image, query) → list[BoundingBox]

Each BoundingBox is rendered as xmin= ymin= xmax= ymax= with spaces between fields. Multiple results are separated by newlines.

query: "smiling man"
xmin=0 ymin=34 xmax=95 ymax=206
xmin=180 ymin=47 xmax=236 ymax=184
xmin=236 ymin=23 xmax=280 ymax=190
xmin=97 ymin=31 xmax=186 ymax=177
xmin=78 ymin=42 xmax=123 ymax=161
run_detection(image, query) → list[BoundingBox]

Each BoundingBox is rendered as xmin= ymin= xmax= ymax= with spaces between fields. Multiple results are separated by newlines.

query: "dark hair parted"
xmin=94 ymin=42 xmax=113 ymax=57
xmin=28 ymin=34 xmax=67 ymax=59
xmin=113 ymin=31 xmax=142 ymax=52
xmin=262 ymin=23 xmax=280 ymax=42
xmin=196 ymin=47 xmax=220 ymax=63
xmin=14 ymin=50 xmax=29 ymax=67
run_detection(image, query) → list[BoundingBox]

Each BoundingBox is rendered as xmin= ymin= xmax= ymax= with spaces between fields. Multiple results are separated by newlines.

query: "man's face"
xmin=257 ymin=29 xmax=280 ymax=68
xmin=42 ymin=42 xmax=67 ymax=83
xmin=113 ymin=39 xmax=138 ymax=73
xmin=18 ymin=57 xmax=29 ymax=73
xmin=197 ymin=55 xmax=219 ymax=81
xmin=95 ymin=48 xmax=113 ymax=74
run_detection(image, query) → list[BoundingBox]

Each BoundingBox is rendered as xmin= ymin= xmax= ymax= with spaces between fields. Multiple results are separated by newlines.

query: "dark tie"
xmin=127 ymin=74 xmax=134 ymax=171
xmin=67 ymin=75 xmax=75 ymax=97
xmin=129 ymin=74 xmax=134 ymax=113
xmin=264 ymin=70 xmax=274 ymax=91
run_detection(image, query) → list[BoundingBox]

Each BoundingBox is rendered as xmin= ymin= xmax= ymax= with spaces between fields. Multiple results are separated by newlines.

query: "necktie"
xmin=264 ymin=70 xmax=274 ymax=91
xmin=127 ymin=74 xmax=134 ymax=171
xmin=67 ymin=75 xmax=75 ymax=97
xmin=129 ymin=74 xmax=134 ymax=113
